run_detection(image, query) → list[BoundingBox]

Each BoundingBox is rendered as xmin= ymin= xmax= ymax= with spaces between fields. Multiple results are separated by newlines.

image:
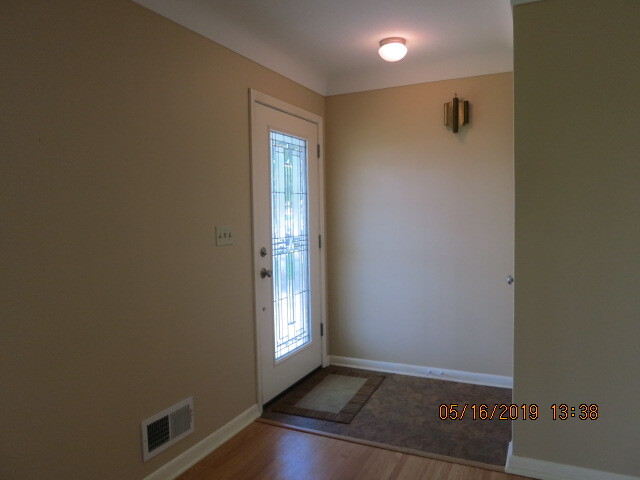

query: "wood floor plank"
xmin=256 ymin=418 xmax=506 ymax=473
xmin=177 ymin=422 xmax=533 ymax=480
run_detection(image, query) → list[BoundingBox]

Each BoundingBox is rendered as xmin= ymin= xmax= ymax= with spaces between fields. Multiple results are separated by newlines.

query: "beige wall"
xmin=325 ymin=73 xmax=514 ymax=377
xmin=0 ymin=1 xmax=323 ymax=479
xmin=513 ymin=0 xmax=640 ymax=476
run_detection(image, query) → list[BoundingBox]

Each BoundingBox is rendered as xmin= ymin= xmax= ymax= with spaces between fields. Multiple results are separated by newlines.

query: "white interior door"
xmin=251 ymin=91 xmax=324 ymax=404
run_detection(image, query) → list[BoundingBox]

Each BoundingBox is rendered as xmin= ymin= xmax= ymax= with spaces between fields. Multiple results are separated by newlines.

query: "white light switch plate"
xmin=215 ymin=226 xmax=233 ymax=246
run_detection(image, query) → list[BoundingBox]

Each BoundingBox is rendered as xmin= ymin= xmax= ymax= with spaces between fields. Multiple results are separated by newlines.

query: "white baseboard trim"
xmin=328 ymin=355 xmax=512 ymax=389
xmin=143 ymin=403 xmax=261 ymax=480
xmin=511 ymin=0 xmax=544 ymax=6
xmin=506 ymin=442 xmax=639 ymax=480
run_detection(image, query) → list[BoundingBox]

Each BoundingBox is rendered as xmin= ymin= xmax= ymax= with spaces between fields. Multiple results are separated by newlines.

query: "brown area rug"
xmin=262 ymin=365 xmax=512 ymax=468
xmin=269 ymin=368 xmax=385 ymax=423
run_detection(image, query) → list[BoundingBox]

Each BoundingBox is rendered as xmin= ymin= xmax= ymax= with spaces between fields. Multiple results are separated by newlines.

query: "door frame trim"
xmin=249 ymin=89 xmax=328 ymax=407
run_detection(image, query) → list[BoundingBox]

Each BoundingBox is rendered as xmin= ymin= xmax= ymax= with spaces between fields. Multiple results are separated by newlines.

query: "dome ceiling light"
xmin=378 ymin=37 xmax=407 ymax=62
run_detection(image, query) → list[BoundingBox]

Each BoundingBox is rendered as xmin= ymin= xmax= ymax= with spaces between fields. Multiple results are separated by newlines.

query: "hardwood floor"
xmin=177 ymin=422 xmax=532 ymax=480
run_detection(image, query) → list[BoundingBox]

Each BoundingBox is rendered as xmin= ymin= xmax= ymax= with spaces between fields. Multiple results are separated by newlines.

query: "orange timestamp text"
xmin=439 ymin=404 xmax=599 ymax=421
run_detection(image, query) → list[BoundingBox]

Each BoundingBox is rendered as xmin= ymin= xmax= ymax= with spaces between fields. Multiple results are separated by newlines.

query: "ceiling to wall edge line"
xmin=132 ymin=0 xmax=517 ymax=96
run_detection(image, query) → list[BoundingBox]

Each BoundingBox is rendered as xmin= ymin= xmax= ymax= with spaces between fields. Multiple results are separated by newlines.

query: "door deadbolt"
xmin=260 ymin=268 xmax=273 ymax=278
xmin=506 ymin=275 xmax=514 ymax=285
xmin=259 ymin=247 xmax=267 ymax=257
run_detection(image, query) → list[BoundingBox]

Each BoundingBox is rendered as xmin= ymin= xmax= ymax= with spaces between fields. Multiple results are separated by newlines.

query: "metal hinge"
xmin=318 ymin=234 xmax=322 ymax=249
xmin=320 ymin=323 xmax=324 ymax=337
xmin=317 ymin=144 xmax=320 ymax=158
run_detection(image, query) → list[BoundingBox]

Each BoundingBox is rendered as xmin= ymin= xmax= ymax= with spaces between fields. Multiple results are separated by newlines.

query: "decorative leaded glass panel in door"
xmin=270 ymin=131 xmax=311 ymax=361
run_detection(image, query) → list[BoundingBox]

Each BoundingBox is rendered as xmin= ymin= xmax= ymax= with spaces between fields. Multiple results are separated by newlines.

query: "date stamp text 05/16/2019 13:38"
xmin=439 ymin=403 xmax=599 ymax=421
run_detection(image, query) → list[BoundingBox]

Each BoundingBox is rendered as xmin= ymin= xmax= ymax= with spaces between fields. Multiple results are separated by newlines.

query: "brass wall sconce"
xmin=444 ymin=94 xmax=469 ymax=133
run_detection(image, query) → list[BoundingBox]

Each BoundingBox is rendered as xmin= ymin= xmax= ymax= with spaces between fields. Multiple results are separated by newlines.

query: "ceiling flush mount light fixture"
xmin=378 ymin=37 xmax=407 ymax=62
xmin=444 ymin=94 xmax=470 ymax=133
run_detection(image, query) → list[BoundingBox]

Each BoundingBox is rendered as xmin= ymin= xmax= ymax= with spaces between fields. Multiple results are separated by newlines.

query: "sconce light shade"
xmin=378 ymin=37 xmax=407 ymax=62
xmin=444 ymin=94 xmax=470 ymax=133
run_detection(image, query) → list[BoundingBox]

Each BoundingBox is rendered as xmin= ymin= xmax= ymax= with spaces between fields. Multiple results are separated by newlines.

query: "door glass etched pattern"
xmin=270 ymin=131 xmax=311 ymax=361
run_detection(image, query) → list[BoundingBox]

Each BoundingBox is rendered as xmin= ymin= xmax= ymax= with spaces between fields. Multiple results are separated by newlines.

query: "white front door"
xmin=251 ymin=91 xmax=324 ymax=404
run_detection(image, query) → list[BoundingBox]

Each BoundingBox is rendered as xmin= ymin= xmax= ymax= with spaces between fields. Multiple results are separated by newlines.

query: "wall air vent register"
xmin=141 ymin=397 xmax=194 ymax=461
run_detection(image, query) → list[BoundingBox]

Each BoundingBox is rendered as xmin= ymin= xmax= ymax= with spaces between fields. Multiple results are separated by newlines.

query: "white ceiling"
xmin=133 ymin=0 xmax=516 ymax=96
